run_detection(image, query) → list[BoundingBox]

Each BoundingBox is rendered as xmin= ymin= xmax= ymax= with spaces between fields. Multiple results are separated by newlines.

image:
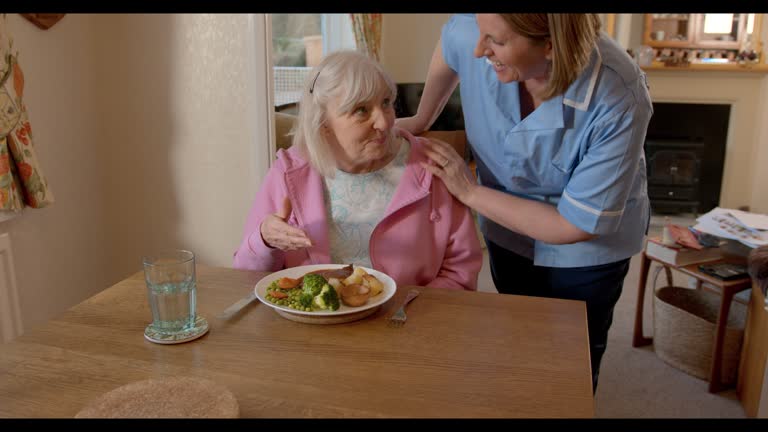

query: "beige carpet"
xmin=475 ymin=214 xmax=748 ymax=418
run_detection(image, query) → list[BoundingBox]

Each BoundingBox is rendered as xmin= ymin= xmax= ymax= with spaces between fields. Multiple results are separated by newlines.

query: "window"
xmin=271 ymin=14 xmax=355 ymax=109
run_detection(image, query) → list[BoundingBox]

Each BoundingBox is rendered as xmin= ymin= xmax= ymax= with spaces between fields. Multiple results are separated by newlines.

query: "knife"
xmin=216 ymin=292 xmax=258 ymax=320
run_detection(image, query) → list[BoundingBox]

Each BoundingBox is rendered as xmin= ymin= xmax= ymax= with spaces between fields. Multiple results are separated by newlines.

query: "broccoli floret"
xmin=298 ymin=291 xmax=314 ymax=308
xmin=312 ymin=284 xmax=340 ymax=311
xmin=302 ymin=273 xmax=327 ymax=297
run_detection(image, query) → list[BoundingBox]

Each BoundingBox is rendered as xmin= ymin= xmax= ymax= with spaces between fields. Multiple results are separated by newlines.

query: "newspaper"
xmin=693 ymin=208 xmax=768 ymax=249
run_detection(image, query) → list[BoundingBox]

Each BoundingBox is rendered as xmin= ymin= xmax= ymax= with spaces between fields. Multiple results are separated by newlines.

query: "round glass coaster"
xmin=144 ymin=316 xmax=209 ymax=345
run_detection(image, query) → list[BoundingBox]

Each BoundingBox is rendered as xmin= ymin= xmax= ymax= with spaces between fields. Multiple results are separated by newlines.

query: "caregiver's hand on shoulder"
xmin=260 ymin=197 xmax=313 ymax=251
xmin=420 ymin=138 xmax=478 ymax=205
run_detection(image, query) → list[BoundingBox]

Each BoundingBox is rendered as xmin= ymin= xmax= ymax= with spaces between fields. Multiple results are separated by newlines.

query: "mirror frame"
xmin=749 ymin=13 xmax=763 ymax=56
xmin=640 ymin=13 xmax=763 ymax=53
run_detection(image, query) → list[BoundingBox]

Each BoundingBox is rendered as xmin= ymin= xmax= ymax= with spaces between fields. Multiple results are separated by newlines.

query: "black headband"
xmin=309 ymin=70 xmax=320 ymax=94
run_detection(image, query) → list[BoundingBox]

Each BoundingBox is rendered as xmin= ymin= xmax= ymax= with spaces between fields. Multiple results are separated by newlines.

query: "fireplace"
xmin=395 ymin=83 xmax=464 ymax=131
xmin=644 ymin=103 xmax=730 ymax=215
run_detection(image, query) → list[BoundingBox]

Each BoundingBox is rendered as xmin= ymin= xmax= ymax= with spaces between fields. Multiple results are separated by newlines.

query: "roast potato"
xmin=340 ymin=283 xmax=370 ymax=307
xmin=343 ymin=267 xmax=367 ymax=286
xmin=362 ymin=274 xmax=383 ymax=297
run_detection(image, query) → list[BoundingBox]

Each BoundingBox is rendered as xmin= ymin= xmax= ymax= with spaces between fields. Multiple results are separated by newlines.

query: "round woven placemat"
xmin=75 ymin=376 xmax=239 ymax=418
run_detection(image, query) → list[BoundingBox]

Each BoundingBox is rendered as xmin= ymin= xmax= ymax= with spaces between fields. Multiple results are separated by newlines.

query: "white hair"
xmin=291 ymin=50 xmax=397 ymax=178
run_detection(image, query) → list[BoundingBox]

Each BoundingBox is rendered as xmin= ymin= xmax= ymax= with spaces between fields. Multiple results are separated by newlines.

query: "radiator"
xmin=0 ymin=233 xmax=23 ymax=342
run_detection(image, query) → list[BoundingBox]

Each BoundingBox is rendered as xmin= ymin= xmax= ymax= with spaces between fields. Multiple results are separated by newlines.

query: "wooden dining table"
xmin=0 ymin=265 xmax=594 ymax=418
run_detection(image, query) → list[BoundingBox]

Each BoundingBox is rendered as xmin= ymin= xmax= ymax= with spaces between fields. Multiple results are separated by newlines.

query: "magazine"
xmin=693 ymin=208 xmax=768 ymax=249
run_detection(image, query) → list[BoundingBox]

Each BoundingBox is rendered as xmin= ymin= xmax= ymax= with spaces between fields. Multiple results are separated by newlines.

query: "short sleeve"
xmin=557 ymin=100 xmax=652 ymax=235
xmin=441 ymin=15 xmax=462 ymax=74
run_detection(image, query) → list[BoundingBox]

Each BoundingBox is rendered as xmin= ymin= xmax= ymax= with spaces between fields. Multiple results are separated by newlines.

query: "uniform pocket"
xmin=503 ymin=129 xmax=574 ymax=195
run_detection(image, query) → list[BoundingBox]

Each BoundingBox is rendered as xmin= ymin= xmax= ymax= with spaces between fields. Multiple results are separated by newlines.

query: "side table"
xmin=632 ymin=251 xmax=752 ymax=392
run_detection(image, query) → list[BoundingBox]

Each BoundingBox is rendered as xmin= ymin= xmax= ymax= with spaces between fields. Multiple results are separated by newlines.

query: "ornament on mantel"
xmin=661 ymin=217 xmax=677 ymax=247
xmin=737 ymin=40 xmax=760 ymax=64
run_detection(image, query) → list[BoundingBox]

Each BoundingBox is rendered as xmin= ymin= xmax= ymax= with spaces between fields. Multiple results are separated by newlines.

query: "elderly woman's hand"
xmin=420 ymin=138 xmax=478 ymax=206
xmin=260 ymin=197 xmax=313 ymax=251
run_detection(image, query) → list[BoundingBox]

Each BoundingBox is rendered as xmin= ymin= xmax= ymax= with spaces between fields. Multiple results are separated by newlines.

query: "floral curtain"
xmin=349 ymin=14 xmax=382 ymax=61
xmin=0 ymin=15 xmax=54 ymax=210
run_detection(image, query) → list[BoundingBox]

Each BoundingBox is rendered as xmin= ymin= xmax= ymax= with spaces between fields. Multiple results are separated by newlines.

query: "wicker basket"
xmin=651 ymin=266 xmax=747 ymax=384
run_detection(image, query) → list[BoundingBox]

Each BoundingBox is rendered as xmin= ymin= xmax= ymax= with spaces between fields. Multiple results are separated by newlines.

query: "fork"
xmin=387 ymin=289 xmax=420 ymax=327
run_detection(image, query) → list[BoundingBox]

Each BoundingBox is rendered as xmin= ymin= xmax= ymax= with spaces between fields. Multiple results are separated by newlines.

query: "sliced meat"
xmin=307 ymin=264 xmax=354 ymax=281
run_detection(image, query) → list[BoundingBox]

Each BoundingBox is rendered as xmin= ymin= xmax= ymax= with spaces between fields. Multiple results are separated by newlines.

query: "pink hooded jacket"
xmin=233 ymin=129 xmax=482 ymax=291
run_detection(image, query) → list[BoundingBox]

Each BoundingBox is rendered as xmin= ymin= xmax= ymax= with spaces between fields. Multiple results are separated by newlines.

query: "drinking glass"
xmin=638 ymin=45 xmax=655 ymax=67
xmin=143 ymin=249 xmax=197 ymax=334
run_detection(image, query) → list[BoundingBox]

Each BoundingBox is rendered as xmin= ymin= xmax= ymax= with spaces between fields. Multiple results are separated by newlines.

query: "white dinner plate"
xmin=253 ymin=264 xmax=397 ymax=317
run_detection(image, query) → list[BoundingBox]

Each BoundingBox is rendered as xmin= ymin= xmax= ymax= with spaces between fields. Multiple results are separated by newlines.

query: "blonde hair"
xmin=292 ymin=50 xmax=397 ymax=178
xmin=500 ymin=14 xmax=601 ymax=100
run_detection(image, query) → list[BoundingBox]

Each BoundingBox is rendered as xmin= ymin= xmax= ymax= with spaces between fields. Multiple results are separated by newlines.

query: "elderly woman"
xmin=233 ymin=51 xmax=482 ymax=291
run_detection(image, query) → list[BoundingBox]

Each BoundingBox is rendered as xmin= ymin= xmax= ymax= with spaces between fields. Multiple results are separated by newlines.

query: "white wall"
xmin=2 ymin=14 xmax=110 ymax=331
xmin=93 ymin=14 xmax=271 ymax=282
xmin=2 ymin=14 xmax=271 ymax=336
xmin=381 ymin=14 xmax=451 ymax=83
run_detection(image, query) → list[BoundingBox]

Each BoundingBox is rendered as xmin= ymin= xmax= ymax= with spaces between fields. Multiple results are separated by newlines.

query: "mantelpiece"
xmin=642 ymin=61 xmax=768 ymax=73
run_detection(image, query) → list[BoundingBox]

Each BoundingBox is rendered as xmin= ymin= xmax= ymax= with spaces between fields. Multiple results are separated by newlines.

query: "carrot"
xmin=277 ymin=277 xmax=301 ymax=289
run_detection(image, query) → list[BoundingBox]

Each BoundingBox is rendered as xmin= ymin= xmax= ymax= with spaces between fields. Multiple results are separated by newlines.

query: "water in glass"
xmin=143 ymin=250 xmax=197 ymax=334
xmin=147 ymin=278 xmax=196 ymax=331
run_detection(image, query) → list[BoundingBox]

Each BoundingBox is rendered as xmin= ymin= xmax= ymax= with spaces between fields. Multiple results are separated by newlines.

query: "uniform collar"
xmin=562 ymin=42 xmax=603 ymax=112
xmin=510 ymin=94 xmax=564 ymax=132
xmin=508 ymin=43 xmax=602 ymax=132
